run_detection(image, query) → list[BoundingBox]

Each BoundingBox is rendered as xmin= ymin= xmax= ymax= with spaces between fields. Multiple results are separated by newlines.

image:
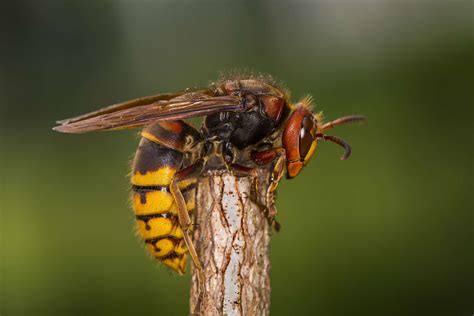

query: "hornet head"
xmin=282 ymin=98 xmax=367 ymax=178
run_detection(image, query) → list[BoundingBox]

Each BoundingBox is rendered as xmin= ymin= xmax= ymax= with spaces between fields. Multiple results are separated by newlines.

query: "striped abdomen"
xmin=131 ymin=122 xmax=199 ymax=274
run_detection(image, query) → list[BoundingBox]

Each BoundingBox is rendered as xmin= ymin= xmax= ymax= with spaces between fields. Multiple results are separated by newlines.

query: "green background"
xmin=1 ymin=1 xmax=472 ymax=315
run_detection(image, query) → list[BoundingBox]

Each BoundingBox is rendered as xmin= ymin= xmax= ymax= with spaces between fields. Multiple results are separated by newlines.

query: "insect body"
xmin=54 ymin=76 xmax=366 ymax=275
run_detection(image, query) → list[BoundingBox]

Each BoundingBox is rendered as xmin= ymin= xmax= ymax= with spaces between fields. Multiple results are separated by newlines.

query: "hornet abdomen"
xmin=131 ymin=122 xmax=198 ymax=274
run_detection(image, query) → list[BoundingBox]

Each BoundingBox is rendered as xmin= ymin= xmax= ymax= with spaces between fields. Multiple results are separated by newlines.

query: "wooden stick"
xmin=190 ymin=170 xmax=272 ymax=315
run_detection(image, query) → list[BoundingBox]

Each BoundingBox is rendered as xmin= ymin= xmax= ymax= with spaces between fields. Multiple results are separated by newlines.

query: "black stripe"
xmin=136 ymin=207 xmax=195 ymax=226
xmin=136 ymin=212 xmax=175 ymax=221
xmin=145 ymin=235 xmax=182 ymax=244
xmin=132 ymin=182 xmax=196 ymax=194
xmin=132 ymin=184 xmax=170 ymax=193
xmin=157 ymin=251 xmax=183 ymax=260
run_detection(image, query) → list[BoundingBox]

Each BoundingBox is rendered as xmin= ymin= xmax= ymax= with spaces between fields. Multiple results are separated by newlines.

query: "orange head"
xmin=282 ymin=105 xmax=318 ymax=178
xmin=282 ymin=100 xmax=367 ymax=179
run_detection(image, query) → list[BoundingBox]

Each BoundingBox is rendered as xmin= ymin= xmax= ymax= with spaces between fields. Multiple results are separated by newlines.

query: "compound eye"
xmin=299 ymin=116 xmax=315 ymax=158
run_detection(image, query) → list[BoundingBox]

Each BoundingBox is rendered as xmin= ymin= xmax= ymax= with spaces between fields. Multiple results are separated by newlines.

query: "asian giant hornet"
xmin=53 ymin=75 xmax=366 ymax=278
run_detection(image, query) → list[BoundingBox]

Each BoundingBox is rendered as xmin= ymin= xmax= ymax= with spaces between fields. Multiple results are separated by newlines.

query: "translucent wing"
xmin=53 ymin=92 xmax=243 ymax=134
xmin=56 ymin=91 xmax=205 ymax=125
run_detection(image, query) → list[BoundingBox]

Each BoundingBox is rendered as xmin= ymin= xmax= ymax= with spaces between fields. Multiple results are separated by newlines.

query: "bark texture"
xmin=190 ymin=170 xmax=272 ymax=315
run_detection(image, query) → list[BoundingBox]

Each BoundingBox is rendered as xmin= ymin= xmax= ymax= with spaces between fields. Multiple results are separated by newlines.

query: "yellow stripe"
xmin=133 ymin=191 xmax=174 ymax=215
xmin=136 ymin=217 xmax=174 ymax=239
xmin=132 ymin=167 xmax=176 ymax=186
xmin=133 ymin=188 xmax=194 ymax=216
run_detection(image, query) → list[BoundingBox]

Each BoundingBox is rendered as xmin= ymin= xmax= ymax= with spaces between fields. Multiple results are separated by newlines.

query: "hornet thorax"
xmin=202 ymin=79 xmax=290 ymax=147
xmin=200 ymin=79 xmax=290 ymax=169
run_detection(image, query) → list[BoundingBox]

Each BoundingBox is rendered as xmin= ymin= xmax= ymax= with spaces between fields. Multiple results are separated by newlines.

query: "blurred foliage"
xmin=1 ymin=1 xmax=473 ymax=315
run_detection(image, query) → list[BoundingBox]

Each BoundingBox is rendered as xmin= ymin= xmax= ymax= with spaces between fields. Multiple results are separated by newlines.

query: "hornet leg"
xmin=251 ymin=147 xmax=287 ymax=231
xmin=170 ymin=160 xmax=206 ymax=294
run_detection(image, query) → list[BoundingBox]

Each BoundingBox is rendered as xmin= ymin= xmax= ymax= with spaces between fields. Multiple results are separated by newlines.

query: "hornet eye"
xmin=299 ymin=116 xmax=315 ymax=158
